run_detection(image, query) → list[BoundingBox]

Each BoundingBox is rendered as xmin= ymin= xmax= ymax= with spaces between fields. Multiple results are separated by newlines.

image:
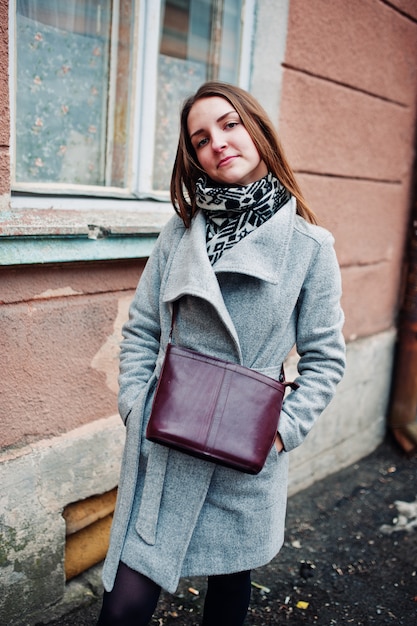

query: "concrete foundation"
xmin=0 ymin=415 xmax=125 ymax=626
xmin=288 ymin=329 xmax=395 ymax=495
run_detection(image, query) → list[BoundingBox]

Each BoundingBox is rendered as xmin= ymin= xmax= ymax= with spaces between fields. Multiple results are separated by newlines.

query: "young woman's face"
xmin=187 ymin=96 xmax=268 ymax=186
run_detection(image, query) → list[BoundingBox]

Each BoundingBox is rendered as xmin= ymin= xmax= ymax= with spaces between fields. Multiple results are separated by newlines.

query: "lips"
xmin=218 ymin=155 xmax=237 ymax=168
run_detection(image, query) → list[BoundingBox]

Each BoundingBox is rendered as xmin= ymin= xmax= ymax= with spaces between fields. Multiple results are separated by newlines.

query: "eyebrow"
xmin=189 ymin=110 xmax=238 ymax=140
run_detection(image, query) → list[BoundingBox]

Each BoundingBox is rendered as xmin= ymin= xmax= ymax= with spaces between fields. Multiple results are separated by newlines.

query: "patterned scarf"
xmin=196 ymin=173 xmax=291 ymax=264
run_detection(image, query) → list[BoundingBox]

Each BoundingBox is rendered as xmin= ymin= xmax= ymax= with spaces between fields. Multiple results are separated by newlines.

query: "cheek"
xmin=245 ymin=139 xmax=261 ymax=161
xmin=240 ymin=130 xmax=261 ymax=158
xmin=197 ymin=152 xmax=212 ymax=172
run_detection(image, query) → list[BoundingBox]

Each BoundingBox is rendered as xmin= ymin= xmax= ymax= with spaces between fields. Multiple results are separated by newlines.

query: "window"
xmin=14 ymin=0 xmax=135 ymax=194
xmin=12 ymin=0 xmax=254 ymax=202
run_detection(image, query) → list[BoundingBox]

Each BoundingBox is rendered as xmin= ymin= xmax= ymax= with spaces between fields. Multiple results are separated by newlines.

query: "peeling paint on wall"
xmin=0 ymin=193 xmax=10 ymax=211
xmin=32 ymin=287 xmax=83 ymax=299
xmin=90 ymin=294 xmax=131 ymax=394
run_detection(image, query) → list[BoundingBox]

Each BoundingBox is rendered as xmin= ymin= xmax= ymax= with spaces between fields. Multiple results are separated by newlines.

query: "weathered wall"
xmin=280 ymin=0 xmax=417 ymax=342
xmin=0 ymin=261 xmax=145 ymax=446
xmin=0 ymin=261 xmax=141 ymax=624
xmin=0 ymin=0 xmax=10 ymax=209
xmin=0 ymin=415 xmax=125 ymax=625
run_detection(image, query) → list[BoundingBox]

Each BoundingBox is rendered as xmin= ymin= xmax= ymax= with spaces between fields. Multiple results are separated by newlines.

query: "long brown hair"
xmin=171 ymin=81 xmax=317 ymax=227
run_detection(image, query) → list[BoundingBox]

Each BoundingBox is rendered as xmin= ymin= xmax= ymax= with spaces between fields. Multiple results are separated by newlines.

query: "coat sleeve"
xmin=117 ymin=220 xmax=179 ymax=423
xmin=278 ymin=233 xmax=346 ymax=451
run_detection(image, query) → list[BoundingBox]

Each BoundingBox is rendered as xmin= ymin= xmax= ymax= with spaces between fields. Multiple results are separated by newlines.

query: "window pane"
xmin=14 ymin=0 xmax=135 ymax=189
xmin=153 ymin=0 xmax=243 ymax=191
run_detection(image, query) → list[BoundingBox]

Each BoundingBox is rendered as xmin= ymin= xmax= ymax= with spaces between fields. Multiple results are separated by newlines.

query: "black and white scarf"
xmin=196 ymin=173 xmax=291 ymax=264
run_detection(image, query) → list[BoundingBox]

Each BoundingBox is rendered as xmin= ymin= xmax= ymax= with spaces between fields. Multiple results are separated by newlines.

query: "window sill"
xmin=0 ymin=201 xmax=174 ymax=265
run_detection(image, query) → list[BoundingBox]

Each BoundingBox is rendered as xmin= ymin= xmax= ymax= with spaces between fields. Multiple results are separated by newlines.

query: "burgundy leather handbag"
xmin=146 ymin=307 xmax=298 ymax=474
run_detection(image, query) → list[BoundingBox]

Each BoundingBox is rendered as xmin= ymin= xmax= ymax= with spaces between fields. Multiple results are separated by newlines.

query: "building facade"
xmin=1 ymin=1 xmax=416 ymax=623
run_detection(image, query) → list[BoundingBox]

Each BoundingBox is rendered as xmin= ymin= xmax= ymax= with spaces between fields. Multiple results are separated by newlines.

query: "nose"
xmin=211 ymin=131 xmax=227 ymax=152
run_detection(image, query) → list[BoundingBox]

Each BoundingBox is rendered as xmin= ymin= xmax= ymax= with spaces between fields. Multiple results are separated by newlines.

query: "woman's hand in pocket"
xmin=274 ymin=433 xmax=284 ymax=453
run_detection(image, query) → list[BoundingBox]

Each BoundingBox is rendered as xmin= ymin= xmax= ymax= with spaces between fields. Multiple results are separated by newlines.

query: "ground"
xmin=43 ymin=436 xmax=417 ymax=625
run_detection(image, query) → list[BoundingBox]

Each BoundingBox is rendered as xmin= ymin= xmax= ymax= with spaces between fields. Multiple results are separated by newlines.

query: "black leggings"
xmin=202 ymin=569 xmax=252 ymax=626
xmin=97 ymin=562 xmax=251 ymax=626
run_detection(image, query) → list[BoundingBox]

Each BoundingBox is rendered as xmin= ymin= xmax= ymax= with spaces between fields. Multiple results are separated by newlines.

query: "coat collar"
xmin=210 ymin=196 xmax=296 ymax=282
xmin=163 ymin=196 xmax=296 ymax=298
xmin=162 ymin=197 xmax=296 ymax=346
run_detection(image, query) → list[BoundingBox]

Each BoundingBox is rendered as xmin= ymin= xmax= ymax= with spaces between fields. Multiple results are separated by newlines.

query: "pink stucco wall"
xmin=0 ymin=0 xmax=10 ymax=196
xmin=0 ymin=262 xmax=144 ymax=447
xmin=279 ymin=0 xmax=417 ymax=341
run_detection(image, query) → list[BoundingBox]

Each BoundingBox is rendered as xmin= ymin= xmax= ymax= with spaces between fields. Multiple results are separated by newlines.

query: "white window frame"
xmin=9 ymin=0 xmax=256 ymax=212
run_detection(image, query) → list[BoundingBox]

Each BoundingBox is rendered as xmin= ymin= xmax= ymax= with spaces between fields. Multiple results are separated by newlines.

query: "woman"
xmin=98 ymin=82 xmax=346 ymax=625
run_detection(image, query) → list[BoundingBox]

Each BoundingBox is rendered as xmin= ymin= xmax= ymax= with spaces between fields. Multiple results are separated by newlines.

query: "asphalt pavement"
xmin=40 ymin=435 xmax=417 ymax=626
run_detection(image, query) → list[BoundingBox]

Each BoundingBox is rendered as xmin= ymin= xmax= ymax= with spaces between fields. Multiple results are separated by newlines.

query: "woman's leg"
xmin=202 ymin=570 xmax=252 ymax=626
xmin=97 ymin=562 xmax=161 ymax=626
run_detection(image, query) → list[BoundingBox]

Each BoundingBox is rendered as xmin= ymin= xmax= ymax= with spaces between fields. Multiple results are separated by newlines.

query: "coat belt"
xmin=136 ymin=444 xmax=170 ymax=544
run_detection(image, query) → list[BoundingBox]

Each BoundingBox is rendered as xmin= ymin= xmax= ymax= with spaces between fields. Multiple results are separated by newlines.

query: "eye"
xmin=196 ymin=137 xmax=209 ymax=149
xmin=225 ymin=121 xmax=239 ymax=130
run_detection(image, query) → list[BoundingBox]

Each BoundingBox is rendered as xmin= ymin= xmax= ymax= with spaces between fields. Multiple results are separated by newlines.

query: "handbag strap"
xmin=168 ymin=301 xmax=178 ymax=344
xmin=168 ymin=301 xmax=297 ymax=389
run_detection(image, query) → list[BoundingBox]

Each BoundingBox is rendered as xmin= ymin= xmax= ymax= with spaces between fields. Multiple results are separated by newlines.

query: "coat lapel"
xmin=212 ymin=196 xmax=296 ymax=283
xmin=162 ymin=196 xmax=296 ymax=350
xmin=162 ymin=211 xmax=238 ymax=342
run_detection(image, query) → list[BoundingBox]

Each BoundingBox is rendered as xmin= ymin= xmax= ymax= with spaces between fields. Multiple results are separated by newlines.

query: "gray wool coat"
xmin=102 ymin=197 xmax=346 ymax=594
